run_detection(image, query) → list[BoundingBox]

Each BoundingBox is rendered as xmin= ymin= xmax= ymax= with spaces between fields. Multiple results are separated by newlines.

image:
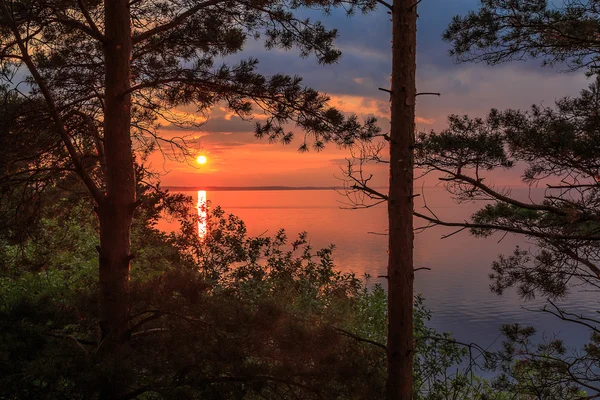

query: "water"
xmin=158 ymin=187 xmax=599 ymax=354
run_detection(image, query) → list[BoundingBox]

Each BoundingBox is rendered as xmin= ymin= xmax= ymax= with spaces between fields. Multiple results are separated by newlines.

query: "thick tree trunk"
xmin=386 ymin=0 xmax=417 ymax=398
xmin=98 ymin=1 xmax=135 ymax=398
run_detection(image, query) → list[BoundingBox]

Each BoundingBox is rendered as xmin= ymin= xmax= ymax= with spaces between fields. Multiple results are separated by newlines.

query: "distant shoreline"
xmin=163 ymin=186 xmax=352 ymax=192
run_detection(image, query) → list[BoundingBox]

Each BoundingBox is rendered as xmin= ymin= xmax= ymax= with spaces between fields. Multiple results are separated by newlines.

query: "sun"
xmin=196 ymin=155 xmax=207 ymax=165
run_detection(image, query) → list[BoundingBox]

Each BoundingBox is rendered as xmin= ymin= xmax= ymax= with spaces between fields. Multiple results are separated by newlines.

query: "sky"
xmin=151 ymin=0 xmax=590 ymax=188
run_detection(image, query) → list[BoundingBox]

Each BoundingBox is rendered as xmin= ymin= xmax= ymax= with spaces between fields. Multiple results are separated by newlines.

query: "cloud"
xmin=153 ymin=0 xmax=593 ymax=187
xmin=201 ymin=116 xmax=255 ymax=133
xmin=416 ymin=116 xmax=435 ymax=125
xmin=209 ymin=142 xmax=249 ymax=155
xmin=328 ymin=94 xmax=388 ymax=118
xmin=415 ymin=64 xmax=589 ymax=131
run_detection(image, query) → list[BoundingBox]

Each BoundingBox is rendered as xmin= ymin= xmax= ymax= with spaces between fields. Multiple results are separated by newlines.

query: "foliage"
xmin=0 ymin=85 xmax=87 ymax=245
xmin=0 ymin=187 xmax=481 ymax=399
xmin=444 ymin=0 xmax=600 ymax=73
xmin=490 ymin=324 xmax=588 ymax=399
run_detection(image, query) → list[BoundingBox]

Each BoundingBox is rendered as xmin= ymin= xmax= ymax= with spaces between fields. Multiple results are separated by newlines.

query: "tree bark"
xmin=386 ymin=0 xmax=417 ymax=398
xmin=98 ymin=1 xmax=135 ymax=398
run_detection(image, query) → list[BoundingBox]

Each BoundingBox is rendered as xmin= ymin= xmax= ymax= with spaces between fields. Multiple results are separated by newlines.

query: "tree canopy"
xmin=413 ymin=0 xmax=600 ymax=395
xmin=444 ymin=0 xmax=600 ymax=73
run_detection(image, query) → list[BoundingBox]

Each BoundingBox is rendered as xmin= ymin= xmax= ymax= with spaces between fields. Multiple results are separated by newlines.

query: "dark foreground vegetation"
xmin=0 ymin=182 xmax=466 ymax=399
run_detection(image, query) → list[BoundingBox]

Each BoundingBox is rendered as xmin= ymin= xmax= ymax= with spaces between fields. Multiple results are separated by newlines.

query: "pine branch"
xmin=332 ymin=326 xmax=386 ymax=350
xmin=0 ymin=0 xmax=104 ymax=203
xmin=433 ymin=166 xmax=568 ymax=216
xmin=413 ymin=211 xmax=600 ymax=241
xmin=50 ymin=9 xmax=106 ymax=43
xmin=132 ymin=0 xmax=226 ymax=44
xmin=376 ymin=0 xmax=393 ymax=11
xmin=76 ymin=0 xmax=105 ymax=42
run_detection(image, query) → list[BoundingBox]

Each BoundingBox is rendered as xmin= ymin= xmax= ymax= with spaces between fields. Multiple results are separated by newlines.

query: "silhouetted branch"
xmin=409 ymin=0 xmax=423 ymax=10
xmin=76 ymin=0 xmax=105 ymax=42
xmin=376 ymin=0 xmax=393 ymax=11
xmin=415 ymin=335 xmax=496 ymax=372
xmin=434 ymin=167 xmax=568 ymax=216
xmin=351 ymin=183 xmax=388 ymax=201
xmin=413 ymin=211 xmax=600 ymax=241
xmin=533 ymin=300 xmax=600 ymax=334
xmin=559 ymin=247 xmax=600 ymax=278
xmin=440 ymin=226 xmax=467 ymax=239
xmin=51 ymin=8 xmax=106 ymax=43
xmin=0 ymin=1 xmax=104 ymax=203
xmin=332 ymin=326 xmax=386 ymax=350
xmin=132 ymin=0 xmax=225 ymax=44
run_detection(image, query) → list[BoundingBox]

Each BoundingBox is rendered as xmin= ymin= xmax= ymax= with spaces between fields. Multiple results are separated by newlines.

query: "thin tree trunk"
xmin=386 ymin=0 xmax=417 ymax=398
xmin=98 ymin=1 xmax=135 ymax=398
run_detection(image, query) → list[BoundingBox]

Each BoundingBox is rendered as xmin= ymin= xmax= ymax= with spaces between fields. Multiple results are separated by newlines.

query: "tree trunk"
xmin=98 ymin=1 xmax=135 ymax=398
xmin=386 ymin=0 xmax=417 ymax=398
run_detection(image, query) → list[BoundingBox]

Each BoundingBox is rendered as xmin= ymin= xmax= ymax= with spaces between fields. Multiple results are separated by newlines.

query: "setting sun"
xmin=196 ymin=155 xmax=207 ymax=165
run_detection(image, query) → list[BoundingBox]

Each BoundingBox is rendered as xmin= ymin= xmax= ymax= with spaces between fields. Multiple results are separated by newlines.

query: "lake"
xmin=158 ymin=187 xmax=598 ymax=356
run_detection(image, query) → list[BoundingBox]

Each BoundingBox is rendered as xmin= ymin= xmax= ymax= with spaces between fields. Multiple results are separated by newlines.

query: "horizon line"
xmin=162 ymin=185 xmax=368 ymax=191
xmin=162 ymin=184 xmax=533 ymax=192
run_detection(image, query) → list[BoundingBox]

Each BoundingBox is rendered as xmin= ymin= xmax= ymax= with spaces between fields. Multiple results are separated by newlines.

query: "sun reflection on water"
xmin=197 ymin=190 xmax=207 ymax=237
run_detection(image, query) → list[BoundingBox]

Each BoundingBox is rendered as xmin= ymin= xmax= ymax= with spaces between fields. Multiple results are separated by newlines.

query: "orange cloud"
xmin=328 ymin=95 xmax=388 ymax=118
xmin=416 ymin=116 xmax=435 ymax=125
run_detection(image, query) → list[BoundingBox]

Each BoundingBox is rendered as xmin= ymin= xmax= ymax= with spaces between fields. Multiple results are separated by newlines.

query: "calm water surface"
xmin=159 ymin=188 xmax=598 ymax=352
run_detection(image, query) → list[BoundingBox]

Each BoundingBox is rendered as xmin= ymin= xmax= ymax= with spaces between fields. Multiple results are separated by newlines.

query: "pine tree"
xmin=0 ymin=1 xmax=378 ymax=397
